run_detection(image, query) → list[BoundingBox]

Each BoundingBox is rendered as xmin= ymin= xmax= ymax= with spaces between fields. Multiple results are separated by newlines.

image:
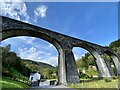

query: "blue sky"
xmin=0 ymin=1 xmax=118 ymax=66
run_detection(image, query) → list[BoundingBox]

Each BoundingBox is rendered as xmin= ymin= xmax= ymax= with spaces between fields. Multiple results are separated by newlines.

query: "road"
xmin=29 ymin=80 xmax=76 ymax=90
xmin=31 ymin=85 xmax=76 ymax=90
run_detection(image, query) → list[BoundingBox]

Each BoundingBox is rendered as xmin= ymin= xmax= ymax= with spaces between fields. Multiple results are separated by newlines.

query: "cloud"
xmin=34 ymin=4 xmax=48 ymax=22
xmin=4 ymin=37 xmax=58 ymax=67
xmin=0 ymin=0 xmax=30 ymax=23
xmin=74 ymin=53 xmax=79 ymax=60
xmin=18 ymin=46 xmax=58 ymax=66
xmin=49 ymin=44 xmax=54 ymax=48
xmin=0 ymin=0 xmax=49 ymax=24
xmin=72 ymin=47 xmax=87 ymax=60
xmin=1 ymin=36 xmax=87 ymax=66
xmin=40 ymin=56 xmax=58 ymax=67
xmin=0 ymin=1 xmax=56 ymax=66
xmin=16 ymin=37 xmax=36 ymax=44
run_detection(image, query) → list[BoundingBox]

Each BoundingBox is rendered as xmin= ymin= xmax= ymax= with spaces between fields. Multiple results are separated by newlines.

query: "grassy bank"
xmin=68 ymin=78 xmax=118 ymax=88
xmin=0 ymin=77 xmax=31 ymax=89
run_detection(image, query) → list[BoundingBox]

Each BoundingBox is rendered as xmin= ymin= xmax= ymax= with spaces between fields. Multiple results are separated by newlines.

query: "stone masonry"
xmin=0 ymin=16 xmax=119 ymax=85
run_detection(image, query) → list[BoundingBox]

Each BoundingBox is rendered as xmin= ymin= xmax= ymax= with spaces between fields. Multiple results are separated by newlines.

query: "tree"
xmin=54 ymin=66 xmax=58 ymax=76
xmin=5 ymin=44 xmax=11 ymax=52
xmin=109 ymin=39 xmax=120 ymax=48
xmin=88 ymin=55 xmax=95 ymax=65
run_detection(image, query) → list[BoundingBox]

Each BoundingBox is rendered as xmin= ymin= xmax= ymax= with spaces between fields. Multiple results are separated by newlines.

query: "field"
xmin=68 ymin=78 xmax=119 ymax=88
xmin=0 ymin=77 xmax=31 ymax=89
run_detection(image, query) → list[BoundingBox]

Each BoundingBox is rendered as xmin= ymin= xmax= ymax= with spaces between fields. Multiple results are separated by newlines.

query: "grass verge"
xmin=68 ymin=78 xmax=118 ymax=88
xmin=0 ymin=77 xmax=31 ymax=89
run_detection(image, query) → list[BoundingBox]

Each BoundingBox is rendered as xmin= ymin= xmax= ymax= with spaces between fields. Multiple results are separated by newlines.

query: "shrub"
xmin=79 ymin=72 xmax=90 ymax=79
xmin=112 ymin=76 xmax=117 ymax=79
xmin=104 ymin=78 xmax=111 ymax=82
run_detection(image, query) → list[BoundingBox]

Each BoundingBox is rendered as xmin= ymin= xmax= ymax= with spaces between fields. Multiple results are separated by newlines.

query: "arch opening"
xmin=1 ymin=27 xmax=69 ymax=86
xmin=104 ymin=50 xmax=119 ymax=76
xmin=1 ymin=29 xmax=62 ymax=52
xmin=72 ymin=47 xmax=98 ymax=80
xmin=72 ymin=43 xmax=112 ymax=78
xmin=1 ymin=36 xmax=60 ymax=87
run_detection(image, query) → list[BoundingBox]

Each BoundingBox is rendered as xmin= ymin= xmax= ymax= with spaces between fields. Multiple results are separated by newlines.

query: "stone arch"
xmin=2 ymin=29 xmax=61 ymax=51
xmin=72 ymin=47 xmax=100 ymax=77
xmin=104 ymin=50 xmax=120 ymax=75
xmin=1 ymin=29 xmax=67 ymax=85
xmin=1 ymin=16 xmax=119 ymax=85
xmin=72 ymin=43 xmax=112 ymax=78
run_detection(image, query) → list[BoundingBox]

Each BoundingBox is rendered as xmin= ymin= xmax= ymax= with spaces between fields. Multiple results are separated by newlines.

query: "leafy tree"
xmin=54 ymin=66 xmax=58 ymax=76
xmin=1 ymin=45 xmax=30 ymax=78
xmin=109 ymin=39 xmax=120 ymax=48
xmin=88 ymin=55 xmax=95 ymax=66
xmin=5 ymin=44 xmax=11 ymax=51
xmin=76 ymin=39 xmax=120 ymax=77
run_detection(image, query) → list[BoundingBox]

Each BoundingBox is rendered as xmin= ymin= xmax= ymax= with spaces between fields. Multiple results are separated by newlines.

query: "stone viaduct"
xmin=0 ymin=16 xmax=120 ymax=85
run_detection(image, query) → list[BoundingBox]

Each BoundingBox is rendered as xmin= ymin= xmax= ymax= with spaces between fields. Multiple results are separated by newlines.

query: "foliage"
xmin=109 ymin=39 xmax=120 ymax=48
xmin=1 ymin=44 xmax=58 ymax=81
xmin=109 ymin=39 xmax=120 ymax=54
xmin=0 ymin=77 xmax=30 ymax=89
xmin=76 ymin=39 xmax=120 ymax=78
xmin=104 ymin=78 xmax=112 ymax=82
xmin=22 ymin=60 xmax=57 ymax=79
xmin=79 ymin=71 xmax=90 ymax=79
xmin=88 ymin=55 xmax=95 ymax=65
xmin=68 ymin=78 xmax=118 ymax=88
xmin=1 ymin=45 xmax=30 ymax=77
xmin=86 ymin=66 xmax=98 ymax=76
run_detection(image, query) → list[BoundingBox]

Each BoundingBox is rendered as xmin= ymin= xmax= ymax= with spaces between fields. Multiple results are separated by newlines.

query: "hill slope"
xmin=22 ymin=59 xmax=56 ymax=79
xmin=22 ymin=59 xmax=54 ymax=70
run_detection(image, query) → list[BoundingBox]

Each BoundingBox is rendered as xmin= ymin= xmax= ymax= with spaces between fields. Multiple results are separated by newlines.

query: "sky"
xmin=0 ymin=0 xmax=118 ymax=66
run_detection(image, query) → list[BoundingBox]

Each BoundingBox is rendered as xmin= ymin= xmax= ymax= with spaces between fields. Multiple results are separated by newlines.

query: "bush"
xmin=104 ymin=78 xmax=111 ymax=82
xmin=112 ymin=76 xmax=117 ymax=79
xmin=79 ymin=72 xmax=90 ymax=79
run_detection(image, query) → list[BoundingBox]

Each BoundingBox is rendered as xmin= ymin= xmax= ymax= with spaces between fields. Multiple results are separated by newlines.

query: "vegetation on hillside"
xmin=0 ymin=77 xmax=31 ymax=89
xmin=109 ymin=39 xmax=120 ymax=48
xmin=1 ymin=44 xmax=58 ymax=80
xmin=76 ymin=53 xmax=97 ymax=78
xmin=76 ymin=39 xmax=120 ymax=78
xmin=1 ymin=44 xmax=58 ymax=88
xmin=1 ymin=45 xmax=30 ymax=80
xmin=22 ymin=60 xmax=58 ymax=79
xmin=109 ymin=39 xmax=120 ymax=54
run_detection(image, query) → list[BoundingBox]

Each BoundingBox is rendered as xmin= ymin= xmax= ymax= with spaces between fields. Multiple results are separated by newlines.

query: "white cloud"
xmin=74 ymin=53 xmax=79 ymax=60
xmin=16 ymin=37 xmax=36 ymax=44
xmin=0 ymin=0 xmax=30 ymax=23
xmin=34 ymin=4 xmax=48 ymax=22
xmin=49 ymin=44 xmax=54 ymax=48
xmin=2 ymin=36 xmax=87 ymax=66
xmin=0 ymin=0 xmax=49 ymax=24
xmin=39 ymin=56 xmax=58 ymax=67
xmin=18 ymin=47 xmax=44 ymax=60
xmin=18 ymin=46 xmax=58 ymax=66
xmin=72 ymin=47 xmax=87 ymax=60
xmin=0 ymin=1 xmax=56 ymax=66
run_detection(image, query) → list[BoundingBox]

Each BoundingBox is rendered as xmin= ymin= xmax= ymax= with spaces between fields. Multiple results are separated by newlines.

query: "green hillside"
xmin=22 ymin=59 xmax=57 ymax=79
xmin=1 ymin=77 xmax=31 ymax=89
xmin=22 ymin=59 xmax=54 ymax=70
xmin=1 ymin=45 xmax=57 ymax=88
